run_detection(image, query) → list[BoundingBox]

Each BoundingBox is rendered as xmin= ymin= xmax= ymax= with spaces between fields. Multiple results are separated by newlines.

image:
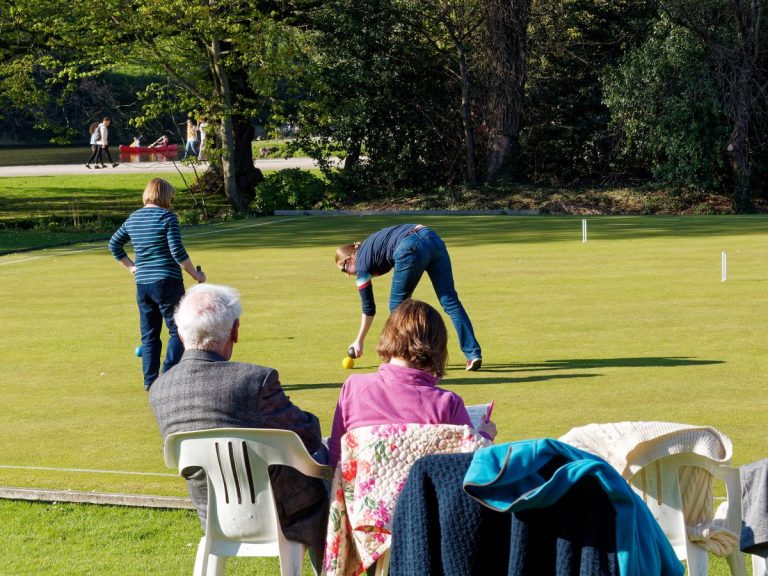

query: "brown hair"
xmin=335 ymin=242 xmax=360 ymax=267
xmin=142 ymin=178 xmax=175 ymax=208
xmin=377 ymin=299 xmax=448 ymax=377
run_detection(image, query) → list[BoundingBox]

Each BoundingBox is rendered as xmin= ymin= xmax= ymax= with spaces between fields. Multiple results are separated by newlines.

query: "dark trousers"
xmin=136 ymin=277 xmax=185 ymax=390
xmin=86 ymin=145 xmax=102 ymax=165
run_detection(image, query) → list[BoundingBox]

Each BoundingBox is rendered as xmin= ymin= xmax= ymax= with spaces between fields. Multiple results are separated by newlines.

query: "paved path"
xmin=0 ymin=157 xmax=319 ymax=178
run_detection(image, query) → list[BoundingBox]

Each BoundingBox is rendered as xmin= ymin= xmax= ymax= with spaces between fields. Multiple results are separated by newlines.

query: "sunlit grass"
xmin=0 ymin=214 xmax=766 ymax=574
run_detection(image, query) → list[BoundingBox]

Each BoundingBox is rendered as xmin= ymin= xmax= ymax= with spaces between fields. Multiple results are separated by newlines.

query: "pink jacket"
xmin=328 ymin=363 xmax=473 ymax=468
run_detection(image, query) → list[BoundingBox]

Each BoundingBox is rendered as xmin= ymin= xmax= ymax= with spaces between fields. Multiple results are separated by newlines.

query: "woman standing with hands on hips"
xmin=336 ymin=224 xmax=482 ymax=371
xmin=109 ymin=178 xmax=206 ymax=391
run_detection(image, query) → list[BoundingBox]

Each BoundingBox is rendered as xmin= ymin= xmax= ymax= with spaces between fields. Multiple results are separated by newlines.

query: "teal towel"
xmin=463 ymin=439 xmax=684 ymax=576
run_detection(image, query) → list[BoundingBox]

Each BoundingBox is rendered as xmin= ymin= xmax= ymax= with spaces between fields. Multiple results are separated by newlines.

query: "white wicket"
xmin=721 ymin=251 xmax=727 ymax=282
xmin=582 ymin=219 xmax=587 ymax=243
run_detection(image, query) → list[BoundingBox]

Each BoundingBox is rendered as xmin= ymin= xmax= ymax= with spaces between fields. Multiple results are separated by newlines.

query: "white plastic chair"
xmin=628 ymin=452 xmax=746 ymax=576
xmin=164 ymin=428 xmax=333 ymax=576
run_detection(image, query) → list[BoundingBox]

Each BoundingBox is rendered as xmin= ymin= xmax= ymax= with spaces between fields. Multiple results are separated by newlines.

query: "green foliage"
xmin=524 ymin=0 xmax=655 ymax=184
xmin=603 ymin=17 xmax=729 ymax=190
xmin=249 ymin=168 xmax=328 ymax=215
xmin=295 ymin=0 xmax=463 ymax=198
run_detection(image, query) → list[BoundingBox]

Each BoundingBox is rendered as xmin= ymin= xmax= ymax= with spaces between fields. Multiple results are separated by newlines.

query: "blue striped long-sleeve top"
xmin=108 ymin=207 xmax=189 ymax=284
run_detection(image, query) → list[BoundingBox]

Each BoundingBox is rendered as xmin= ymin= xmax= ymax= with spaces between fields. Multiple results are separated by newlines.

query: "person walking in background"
xmin=93 ymin=117 xmax=118 ymax=168
xmin=108 ymin=178 xmax=206 ymax=391
xmin=149 ymin=283 xmax=329 ymax=572
xmin=197 ymin=117 xmax=209 ymax=160
xmin=328 ymin=299 xmax=495 ymax=468
xmin=336 ymin=224 xmax=483 ymax=370
xmin=183 ymin=118 xmax=198 ymax=160
xmin=85 ymin=121 xmax=103 ymax=169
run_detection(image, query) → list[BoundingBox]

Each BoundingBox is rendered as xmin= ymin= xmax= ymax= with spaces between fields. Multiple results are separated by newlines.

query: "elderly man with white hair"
xmin=149 ymin=283 xmax=329 ymax=570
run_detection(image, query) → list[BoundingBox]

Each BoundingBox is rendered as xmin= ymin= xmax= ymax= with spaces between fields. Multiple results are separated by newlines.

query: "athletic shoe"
xmin=85 ymin=164 xmax=91 ymax=169
xmin=101 ymin=164 xmax=107 ymax=168
xmin=465 ymin=358 xmax=482 ymax=371
xmin=112 ymin=163 xmax=119 ymax=168
xmin=94 ymin=165 xmax=101 ymax=169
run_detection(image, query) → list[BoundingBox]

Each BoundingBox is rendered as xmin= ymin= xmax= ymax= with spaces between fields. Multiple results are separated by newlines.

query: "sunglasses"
xmin=341 ymin=258 xmax=350 ymax=274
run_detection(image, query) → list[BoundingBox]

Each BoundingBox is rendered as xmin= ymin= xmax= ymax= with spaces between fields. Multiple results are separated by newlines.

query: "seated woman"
xmin=328 ymin=298 xmax=496 ymax=469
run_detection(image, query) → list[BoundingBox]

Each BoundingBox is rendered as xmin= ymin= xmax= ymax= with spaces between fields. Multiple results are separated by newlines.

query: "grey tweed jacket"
xmin=149 ymin=349 xmax=329 ymax=554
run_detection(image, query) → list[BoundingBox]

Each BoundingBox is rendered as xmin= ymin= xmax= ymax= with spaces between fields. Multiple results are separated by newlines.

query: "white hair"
xmin=174 ymin=284 xmax=242 ymax=349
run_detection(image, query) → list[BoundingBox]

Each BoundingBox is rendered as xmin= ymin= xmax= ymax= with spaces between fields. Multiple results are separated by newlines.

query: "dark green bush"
xmin=602 ymin=17 xmax=729 ymax=191
xmin=249 ymin=169 xmax=327 ymax=215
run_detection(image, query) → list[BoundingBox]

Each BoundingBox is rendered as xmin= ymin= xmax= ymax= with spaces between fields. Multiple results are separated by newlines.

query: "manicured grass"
xmin=0 ymin=172 xmax=229 ymax=253
xmin=0 ymin=171 xmax=224 ymax=223
xmin=1 ymin=214 xmax=766 ymax=574
xmin=0 ymin=499 xmax=314 ymax=575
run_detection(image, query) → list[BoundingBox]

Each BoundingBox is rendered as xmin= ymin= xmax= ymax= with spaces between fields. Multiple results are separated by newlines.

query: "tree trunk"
xmin=210 ymin=39 xmax=261 ymax=213
xmin=230 ymin=80 xmax=264 ymax=209
xmin=726 ymin=78 xmax=753 ymax=211
xmin=484 ymin=0 xmax=531 ymax=182
xmin=344 ymin=139 xmax=362 ymax=170
xmin=456 ymin=40 xmax=477 ymax=185
xmin=660 ymin=0 xmax=764 ymax=211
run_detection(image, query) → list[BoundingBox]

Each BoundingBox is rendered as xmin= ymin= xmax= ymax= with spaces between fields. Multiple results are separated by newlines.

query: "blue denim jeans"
xmin=184 ymin=140 xmax=198 ymax=159
xmin=136 ymin=277 xmax=185 ymax=389
xmin=390 ymin=227 xmax=481 ymax=361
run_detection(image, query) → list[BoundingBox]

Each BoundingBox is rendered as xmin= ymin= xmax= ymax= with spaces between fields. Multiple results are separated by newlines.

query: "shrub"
xmin=602 ymin=17 xmax=729 ymax=191
xmin=249 ymin=169 xmax=327 ymax=215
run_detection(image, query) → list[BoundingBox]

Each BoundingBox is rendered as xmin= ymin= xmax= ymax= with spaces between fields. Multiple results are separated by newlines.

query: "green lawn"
xmin=0 ymin=172 xmax=229 ymax=253
xmin=1 ymin=214 xmax=766 ymax=574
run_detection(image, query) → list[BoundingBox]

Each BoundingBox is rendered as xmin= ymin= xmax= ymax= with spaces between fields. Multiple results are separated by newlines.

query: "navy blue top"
xmin=109 ymin=207 xmax=189 ymax=284
xmin=355 ymin=224 xmax=416 ymax=316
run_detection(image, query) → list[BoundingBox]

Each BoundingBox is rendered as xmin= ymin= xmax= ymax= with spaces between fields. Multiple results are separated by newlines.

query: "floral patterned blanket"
xmin=323 ymin=423 xmax=490 ymax=576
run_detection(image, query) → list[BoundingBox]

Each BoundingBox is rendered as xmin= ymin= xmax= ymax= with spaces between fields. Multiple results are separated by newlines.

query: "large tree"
xmin=523 ymin=0 xmax=654 ymax=184
xmin=0 ymin=0 xmax=302 ymax=212
xmin=401 ymin=0 xmax=486 ymax=185
xmin=484 ymin=0 xmax=531 ymax=182
xmin=0 ymin=1 xmax=112 ymax=141
xmin=603 ymin=16 xmax=729 ymax=190
xmin=658 ymin=0 xmax=768 ymax=210
xmin=296 ymin=0 xmax=461 ymax=197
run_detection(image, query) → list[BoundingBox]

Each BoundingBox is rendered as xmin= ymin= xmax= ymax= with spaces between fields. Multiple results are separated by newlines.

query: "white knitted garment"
xmin=559 ymin=420 xmax=732 ymax=479
xmin=560 ymin=421 xmax=737 ymax=557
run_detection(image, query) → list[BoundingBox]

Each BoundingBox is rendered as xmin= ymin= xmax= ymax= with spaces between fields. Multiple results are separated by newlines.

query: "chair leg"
xmin=684 ymin=541 xmax=709 ymax=576
xmin=277 ymin=541 xmax=307 ymax=576
xmin=374 ymin=549 xmax=390 ymax=576
xmin=194 ymin=537 xmax=209 ymax=576
xmin=723 ymin=549 xmax=747 ymax=576
xmin=753 ymin=555 xmax=768 ymax=576
xmin=206 ymin=555 xmax=227 ymax=576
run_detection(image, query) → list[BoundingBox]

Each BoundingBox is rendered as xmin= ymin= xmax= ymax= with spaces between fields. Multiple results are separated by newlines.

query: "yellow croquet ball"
xmin=342 ymin=356 xmax=355 ymax=369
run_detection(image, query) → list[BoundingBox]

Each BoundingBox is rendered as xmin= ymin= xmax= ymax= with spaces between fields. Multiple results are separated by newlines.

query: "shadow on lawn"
xmin=282 ymin=382 xmax=343 ymax=391
xmin=281 ymin=357 xmax=724 ymax=390
xmin=444 ymin=356 xmax=723 ymax=386
xmin=478 ymin=356 xmax=725 ymax=372
xmin=446 ymin=373 xmax=599 ymax=386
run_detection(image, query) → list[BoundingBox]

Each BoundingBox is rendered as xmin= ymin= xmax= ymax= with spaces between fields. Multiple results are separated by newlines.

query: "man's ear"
xmin=231 ymin=319 xmax=240 ymax=344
